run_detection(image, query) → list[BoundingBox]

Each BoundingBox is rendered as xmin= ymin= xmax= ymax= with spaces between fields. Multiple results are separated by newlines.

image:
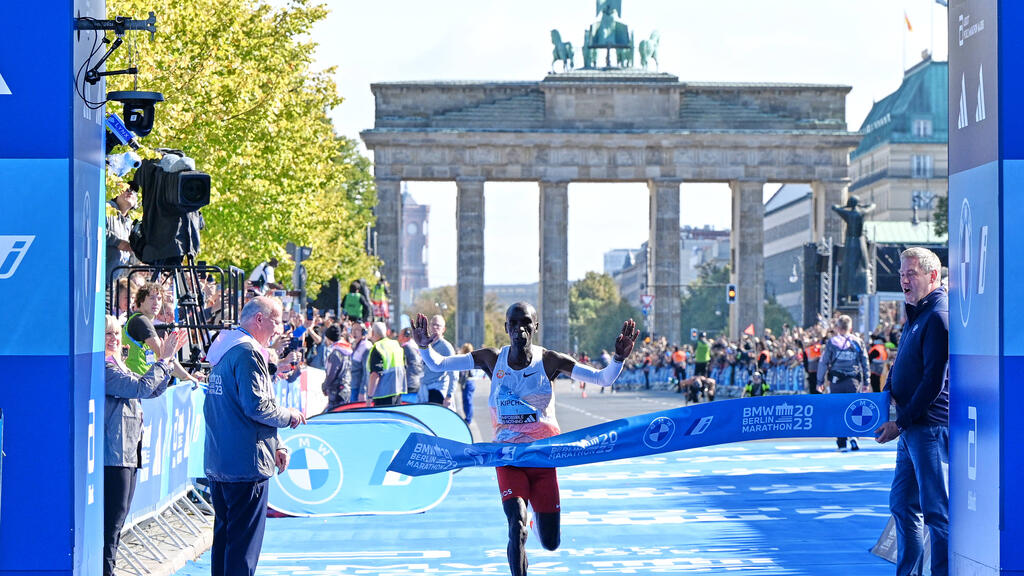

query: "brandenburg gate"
xmin=361 ymin=68 xmax=859 ymax=349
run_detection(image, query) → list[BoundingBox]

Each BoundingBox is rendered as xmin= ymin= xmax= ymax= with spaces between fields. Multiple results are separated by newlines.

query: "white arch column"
xmin=729 ymin=180 xmax=765 ymax=339
xmin=375 ymin=177 xmax=403 ymax=332
xmin=648 ymin=179 xmax=682 ymax=344
xmin=456 ymin=179 xmax=485 ymax=346
xmin=538 ymin=180 xmax=569 ymax=351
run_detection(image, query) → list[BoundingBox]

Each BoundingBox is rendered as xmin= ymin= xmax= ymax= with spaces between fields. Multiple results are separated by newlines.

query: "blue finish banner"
xmin=269 ymin=413 xmax=453 ymax=517
xmin=388 ymin=393 xmax=890 ymax=476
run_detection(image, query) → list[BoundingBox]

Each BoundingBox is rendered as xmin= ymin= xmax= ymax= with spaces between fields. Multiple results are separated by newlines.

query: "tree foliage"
xmin=569 ymin=272 xmax=640 ymax=356
xmin=763 ymin=294 xmax=795 ymax=336
xmin=105 ymin=0 xmax=377 ymax=292
xmin=406 ymin=287 xmax=506 ymax=348
xmin=679 ymin=263 xmax=730 ymax=338
xmin=933 ymin=194 xmax=948 ymax=237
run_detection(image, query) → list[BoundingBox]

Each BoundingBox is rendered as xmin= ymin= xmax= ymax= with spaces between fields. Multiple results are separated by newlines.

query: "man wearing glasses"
xmin=204 ymin=296 xmax=306 ymax=576
xmin=105 ymin=181 xmax=140 ymax=286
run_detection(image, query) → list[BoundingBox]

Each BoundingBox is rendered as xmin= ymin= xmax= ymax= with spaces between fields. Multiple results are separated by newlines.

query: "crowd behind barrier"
xmin=608 ymin=316 xmax=903 ymax=398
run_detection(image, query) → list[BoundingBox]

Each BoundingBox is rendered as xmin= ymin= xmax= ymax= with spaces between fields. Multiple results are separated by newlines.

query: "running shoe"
xmin=850 ymin=438 xmax=860 ymax=451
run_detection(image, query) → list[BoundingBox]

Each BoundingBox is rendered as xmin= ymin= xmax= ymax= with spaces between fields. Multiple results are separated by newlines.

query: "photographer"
xmin=105 ymin=181 xmax=140 ymax=286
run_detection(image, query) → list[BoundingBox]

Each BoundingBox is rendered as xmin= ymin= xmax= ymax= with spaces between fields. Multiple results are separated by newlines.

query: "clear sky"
xmin=313 ymin=0 xmax=948 ymax=287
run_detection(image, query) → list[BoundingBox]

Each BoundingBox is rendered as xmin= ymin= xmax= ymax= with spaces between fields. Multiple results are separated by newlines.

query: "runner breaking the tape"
xmin=412 ymin=302 xmax=638 ymax=576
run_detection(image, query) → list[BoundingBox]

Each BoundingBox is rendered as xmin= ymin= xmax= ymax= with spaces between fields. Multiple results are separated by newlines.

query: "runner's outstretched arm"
xmin=411 ymin=313 xmax=496 ymax=373
xmin=561 ymin=319 xmax=639 ymax=387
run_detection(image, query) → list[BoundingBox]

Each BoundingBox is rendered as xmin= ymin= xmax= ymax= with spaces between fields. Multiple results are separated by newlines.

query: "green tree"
xmin=933 ymin=194 xmax=948 ymax=237
xmin=106 ymin=0 xmax=377 ymax=292
xmin=405 ymin=286 xmax=506 ymax=348
xmin=569 ymin=272 xmax=641 ymax=356
xmin=763 ymin=294 xmax=795 ymax=336
xmin=679 ymin=263 xmax=730 ymax=338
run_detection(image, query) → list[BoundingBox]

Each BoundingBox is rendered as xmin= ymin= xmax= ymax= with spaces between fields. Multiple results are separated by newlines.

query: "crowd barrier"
xmin=128 ymin=367 xmax=328 ymax=526
xmin=617 ymin=362 xmax=809 ymax=394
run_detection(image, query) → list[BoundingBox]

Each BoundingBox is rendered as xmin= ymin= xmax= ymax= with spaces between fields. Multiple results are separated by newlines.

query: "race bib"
xmin=495 ymin=392 xmax=539 ymax=425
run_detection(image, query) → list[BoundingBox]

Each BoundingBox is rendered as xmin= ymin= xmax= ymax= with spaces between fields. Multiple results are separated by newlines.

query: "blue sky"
xmin=315 ymin=0 xmax=949 ymax=286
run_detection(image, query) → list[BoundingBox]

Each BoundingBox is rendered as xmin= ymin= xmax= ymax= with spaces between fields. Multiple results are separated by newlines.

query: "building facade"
xmin=849 ymin=57 xmax=948 ymax=223
xmin=763 ymin=184 xmax=815 ymax=323
xmin=609 ymin=225 xmax=730 ymax=310
xmin=400 ymin=190 xmax=429 ymax=302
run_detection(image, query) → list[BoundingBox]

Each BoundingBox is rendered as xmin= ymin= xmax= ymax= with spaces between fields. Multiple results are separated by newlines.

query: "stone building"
xmin=849 ymin=56 xmax=948 ymax=223
xmin=763 ymin=184 xmax=815 ymax=323
xmin=762 ymin=56 xmax=949 ymax=326
xmin=400 ymin=190 xmax=429 ymax=303
xmin=608 ymin=225 xmax=729 ymax=309
xmin=361 ymin=69 xmax=859 ymax=346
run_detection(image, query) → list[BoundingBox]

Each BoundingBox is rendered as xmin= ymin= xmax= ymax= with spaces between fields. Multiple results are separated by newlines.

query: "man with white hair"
xmin=204 ymin=296 xmax=306 ymax=576
xmin=875 ymin=246 xmax=949 ymax=576
xmin=365 ymin=322 xmax=407 ymax=406
xmin=419 ymin=314 xmax=456 ymax=405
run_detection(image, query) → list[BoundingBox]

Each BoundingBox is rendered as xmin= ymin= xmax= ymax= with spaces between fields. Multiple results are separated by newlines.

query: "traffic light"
xmin=690 ymin=328 xmax=698 ymax=341
xmin=726 ymin=284 xmax=737 ymax=304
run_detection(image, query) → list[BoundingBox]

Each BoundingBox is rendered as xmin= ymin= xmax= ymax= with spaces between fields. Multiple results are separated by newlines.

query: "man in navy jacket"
xmin=875 ymin=247 xmax=949 ymax=576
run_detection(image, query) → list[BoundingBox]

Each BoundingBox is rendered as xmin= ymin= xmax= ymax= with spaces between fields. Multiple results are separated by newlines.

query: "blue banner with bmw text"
xmin=268 ymin=411 xmax=454 ymax=517
xmin=388 ymin=393 xmax=890 ymax=476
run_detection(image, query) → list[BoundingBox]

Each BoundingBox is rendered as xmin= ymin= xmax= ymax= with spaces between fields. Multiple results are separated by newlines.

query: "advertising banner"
xmin=947 ymin=0 xmax=1007 ymax=573
xmin=269 ymin=413 xmax=453 ymax=517
xmin=123 ymin=385 xmax=203 ymax=526
xmin=389 ymin=393 xmax=890 ymax=476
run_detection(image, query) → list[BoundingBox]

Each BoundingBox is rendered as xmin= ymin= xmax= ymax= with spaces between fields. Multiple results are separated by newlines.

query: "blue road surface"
xmin=176 ymin=439 xmax=897 ymax=575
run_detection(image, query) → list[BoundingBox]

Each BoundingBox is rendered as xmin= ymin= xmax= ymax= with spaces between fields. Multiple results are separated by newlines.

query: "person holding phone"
xmin=103 ymin=314 xmax=188 ymax=576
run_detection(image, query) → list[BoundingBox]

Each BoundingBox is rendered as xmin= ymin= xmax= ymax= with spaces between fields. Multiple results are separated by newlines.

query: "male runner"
xmin=413 ymin=302 xmax=637 ymax=576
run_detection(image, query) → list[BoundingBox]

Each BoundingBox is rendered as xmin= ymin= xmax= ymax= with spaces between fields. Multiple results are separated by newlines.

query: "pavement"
xmin=169 ymin=377 xmax=898 ymax=575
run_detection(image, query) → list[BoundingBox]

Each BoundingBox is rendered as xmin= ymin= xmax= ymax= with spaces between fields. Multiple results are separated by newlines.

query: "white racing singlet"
xmin=489 ymin=345 xmax=561 ymax=444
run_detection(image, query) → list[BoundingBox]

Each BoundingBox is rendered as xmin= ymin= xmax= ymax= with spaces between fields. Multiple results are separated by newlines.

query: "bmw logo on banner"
xmin=844 ymin=399 xmax=881 ymax=434
xmin=275 ymin=434 xmax=344 ymax=506
xmin=269 ymin=413 xmax=453 ymax=517
xmin=643 ymin=417 xmax=676 ymax=449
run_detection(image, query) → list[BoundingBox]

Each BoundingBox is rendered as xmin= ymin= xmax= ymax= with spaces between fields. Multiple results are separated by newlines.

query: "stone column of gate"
xmin=538 ymin=181 xmax=569 ymax=352
xmin=729 ymin=180 xmax=766 ymax=340
xmin=375 ymin=178 xmax=403 ymax=332
xmin=811 ymin=180 xmax=850 ymax=245
xmin=648 ymin=179 xmax=682 ymax=345
xmin=456 ymin=179 xmax=486 ymax=347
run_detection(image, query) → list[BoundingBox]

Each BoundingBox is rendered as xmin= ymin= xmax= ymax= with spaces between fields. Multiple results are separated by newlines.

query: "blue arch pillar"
xmin=0 ymin=2 xmax=106 ymax=574
xmin=948 ymin=1 xmax=1024 ymax=574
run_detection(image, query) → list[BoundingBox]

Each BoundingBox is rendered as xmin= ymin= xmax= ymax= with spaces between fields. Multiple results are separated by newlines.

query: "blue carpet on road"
xmin=176 ymin=439 xmax=896 ymax=575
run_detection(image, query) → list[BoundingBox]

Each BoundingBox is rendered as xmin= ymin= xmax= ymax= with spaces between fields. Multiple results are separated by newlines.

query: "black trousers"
xmin=427 ymin=389 xmax=445 ymax=405
xmin=829 ymin=376 xmax=859 ymax=448
xmin=210 ymin=479 xmax=269 ymax=576
xmin=104 ymin=466 xmax=138 ymax=576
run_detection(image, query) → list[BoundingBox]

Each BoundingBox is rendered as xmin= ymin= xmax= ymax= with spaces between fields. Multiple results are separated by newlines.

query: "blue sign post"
xmin=948 ymin=1 xmax=1024 ymax=573
xmin=0 ymin=1 xmax=106 ymax=574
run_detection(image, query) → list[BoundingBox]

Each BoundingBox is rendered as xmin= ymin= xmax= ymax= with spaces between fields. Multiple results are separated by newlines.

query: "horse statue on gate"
xmin=551 ymin=29 xmax=575 ymax=73
xmin=638 ymin=30 xmax=660 ymax=70
xmin=616 ymin=31 xmax=635 ymax=68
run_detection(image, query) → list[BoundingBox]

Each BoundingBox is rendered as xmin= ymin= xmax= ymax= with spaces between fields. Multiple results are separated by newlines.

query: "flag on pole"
xmin=904 ymin=11 xmax=913 ymax=32
xmin=743 ymin=323 xmax=755 ymax=336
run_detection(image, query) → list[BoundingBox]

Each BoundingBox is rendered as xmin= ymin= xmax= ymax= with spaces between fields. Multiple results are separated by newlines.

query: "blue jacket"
xmin=204 ymin=331 xmax=292 ymax=482
xmin=885 ymin=286 xmax=949 ymax=429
